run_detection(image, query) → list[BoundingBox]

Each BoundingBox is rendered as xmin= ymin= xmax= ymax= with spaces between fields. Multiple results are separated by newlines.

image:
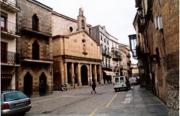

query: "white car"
xmin=113 ymin=76 xmax=130 ymax=92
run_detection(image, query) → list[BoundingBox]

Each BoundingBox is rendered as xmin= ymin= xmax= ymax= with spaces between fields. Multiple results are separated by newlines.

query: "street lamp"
xmin=128 ymin=34 xmax=137 ymax=58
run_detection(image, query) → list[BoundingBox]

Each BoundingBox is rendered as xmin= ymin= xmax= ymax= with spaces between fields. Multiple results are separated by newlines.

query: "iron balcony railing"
xmin=20 ymin=18 xmax=52 ymax=35
xmin=101 ymin=63 xmax=111 ymax=70
xmin=0 ymin=0 xmax=19 ymax=12
xmin=1 ymin=51 xmax=19 ymax=64
xmin=0 ymin=0 xmax=17 ymax=7
xmin=102 ymin=48 xmax=111 ymax=57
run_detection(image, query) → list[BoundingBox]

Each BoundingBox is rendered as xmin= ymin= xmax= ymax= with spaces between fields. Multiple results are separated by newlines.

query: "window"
xmin=69 ymin=27 xmax=73 ymax=32
xmin=115 ymin=78 xmax=119 ymax=83
xmin=81 ymin=20 xmax=85 ymax=29
xmin=0 ymin=12 xmax=7 ymax=31
xmin=32 ymin=14 xmax=39 ymax=31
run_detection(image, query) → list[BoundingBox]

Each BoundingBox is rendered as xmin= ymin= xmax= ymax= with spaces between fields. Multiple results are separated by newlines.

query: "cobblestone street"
xmin=25 ymin=85 xmax=168 ymax=116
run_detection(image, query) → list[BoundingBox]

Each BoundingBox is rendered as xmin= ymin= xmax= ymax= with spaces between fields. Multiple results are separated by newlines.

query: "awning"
xmin=103 ymin=71 xmax=115 ymax=76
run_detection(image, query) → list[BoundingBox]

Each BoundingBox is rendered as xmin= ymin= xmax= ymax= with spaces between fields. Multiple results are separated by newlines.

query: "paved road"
xmin=25 ymin=85 xmax=168 ymax=116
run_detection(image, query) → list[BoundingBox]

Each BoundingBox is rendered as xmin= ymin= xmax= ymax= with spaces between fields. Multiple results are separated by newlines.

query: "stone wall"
xmin=145 ymin=0 xmax=179 ymax=115
xmin=18 ymin=0 xmax=52 ymax=35
xmin=52 ymin=12 xmax=78 ymax=36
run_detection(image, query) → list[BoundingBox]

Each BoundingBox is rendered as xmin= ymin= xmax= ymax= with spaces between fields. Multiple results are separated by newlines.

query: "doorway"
xmin=81 ymin=65 xmax=88 ymax=85
xmin=39 ymin=72 xmax=47 ymax=96
xmin=24 ymin=72 xmax=33 ymax=97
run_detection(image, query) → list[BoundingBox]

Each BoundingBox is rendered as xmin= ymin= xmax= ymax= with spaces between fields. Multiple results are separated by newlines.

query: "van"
xmin=113 ymin=76 xmax=130 ymax=92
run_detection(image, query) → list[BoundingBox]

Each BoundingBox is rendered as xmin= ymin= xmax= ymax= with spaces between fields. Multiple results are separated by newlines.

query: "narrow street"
xmin=26 ymin=85 xmax=168 ymax=116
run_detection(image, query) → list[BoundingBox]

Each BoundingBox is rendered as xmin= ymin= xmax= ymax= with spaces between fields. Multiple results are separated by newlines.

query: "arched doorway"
xmin=24 ymin=72 xmax=33 ymax=97
xmin=67 ymin=63 xmax=72 ymax=84
xmin=81 ymin=65 xmax=88 ymax=85
xmin=32 ymin=40 xmax=39 ymax=60
xmin=32 ymin=14 xmax=39 ymax=31
xmin=103 ymin=71 xmax=106 ymax=84
xmin=74 ymin=63 xmax=78 ymax=84
xmin=39 ymin=72 xmax=47 ymax=96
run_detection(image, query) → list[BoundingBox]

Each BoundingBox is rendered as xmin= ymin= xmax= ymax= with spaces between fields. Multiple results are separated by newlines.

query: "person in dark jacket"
xmin=91 ymin=80 xmax=96 ymax=94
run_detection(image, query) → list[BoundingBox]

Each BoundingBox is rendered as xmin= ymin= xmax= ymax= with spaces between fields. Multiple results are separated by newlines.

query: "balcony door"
xmin=32 ymin=40 xmax=39 ymax=60
xmin=1 ymin=42 xmax=7 ymax=63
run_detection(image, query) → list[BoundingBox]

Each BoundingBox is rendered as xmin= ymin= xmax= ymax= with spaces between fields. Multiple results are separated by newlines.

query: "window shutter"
xmin=158 ymin=16 xmax=163 ymax=30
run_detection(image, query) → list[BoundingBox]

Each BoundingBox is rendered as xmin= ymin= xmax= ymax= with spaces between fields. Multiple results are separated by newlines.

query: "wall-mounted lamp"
xmin=128 ymin=34 xmax=137 ymax=58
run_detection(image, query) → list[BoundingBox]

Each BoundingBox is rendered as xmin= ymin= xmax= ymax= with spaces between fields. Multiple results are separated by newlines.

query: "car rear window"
xmin=115 ymin=78 xmax=119 ymax=82
xmin=120 ymin=77 xmax=124 ymax=82
xmin=4 ymin=92 xmax=27 ymax=102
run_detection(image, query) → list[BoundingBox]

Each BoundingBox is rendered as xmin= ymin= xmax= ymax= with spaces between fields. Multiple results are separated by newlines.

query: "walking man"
xmin=91 ymin=80 xmax=96 ymax=94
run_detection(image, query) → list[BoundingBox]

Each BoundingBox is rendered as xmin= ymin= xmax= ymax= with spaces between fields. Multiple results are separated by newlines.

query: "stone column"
xmin=77 ymin=63 xmax=82 ymax=86
xmin=71 ymin=63 xmax=75 ymax=86
xmin=94 ymin=65 xmax=97 ymax=84
xmin=99 ymin=65 xmax=103 ymax=84
xmin=89 ymin=64 xmax=92 ymax=81
xmin=60 ymin=61 xmax=64 ymax=85
xmin=64 ymin=62 xmax=67 ymax=84
xmin=87 ymin=65 xmax=90 ymax=85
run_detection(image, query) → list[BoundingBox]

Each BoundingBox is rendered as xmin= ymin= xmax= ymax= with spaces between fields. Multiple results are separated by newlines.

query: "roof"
xmin=27 ymin=0 xmax=53 ymax=11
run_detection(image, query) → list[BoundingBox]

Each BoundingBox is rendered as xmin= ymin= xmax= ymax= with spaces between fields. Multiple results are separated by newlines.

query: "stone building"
xmin=119 ymin=44 xmax=131 ymax=77
xmin=131 ymin=64 xmax=139 ymax=77
xmin=132 ymin=0 xmax=179 ymax=115
xmin=16 ymin=0 xmax=53 ymax=96
xmin=90 ymin=25 xmax=123 ymax=83
xmin=90 ymin=25 xmax=115 ymax=84
xmin=109 ymin=36 xmax=122 ymax=79
xmin=52 ymin=8 xmax=102 ymax=88
xmin=1 ymin=0 xmax=20 ymax=90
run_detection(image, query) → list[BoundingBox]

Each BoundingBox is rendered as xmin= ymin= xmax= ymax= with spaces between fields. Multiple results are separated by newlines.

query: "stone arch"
xmin=67 ymin=63 xmax=72 ymax=84
xmin=24 ymin=72 xmax=33 ymax=97
xmin=39 ymin=72 xmax=47 ymax=96
xmin=32 ymin=14 xmax=39 ymax=31
xmin=81 ymin=64 xmax=88 ymax=85
xmin=97 ymin=65 xmax=100 ymax=83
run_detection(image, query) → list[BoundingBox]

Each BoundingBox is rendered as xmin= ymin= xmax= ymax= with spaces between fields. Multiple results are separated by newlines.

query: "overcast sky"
xmin=37 ymin=0 xmax=136 ymax=44
xmin=37 ymin=0 xmax=137 ymax=63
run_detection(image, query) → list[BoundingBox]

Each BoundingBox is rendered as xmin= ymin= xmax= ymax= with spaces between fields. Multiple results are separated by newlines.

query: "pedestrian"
xmin=91 ymin=80 xmax=96 ymax=94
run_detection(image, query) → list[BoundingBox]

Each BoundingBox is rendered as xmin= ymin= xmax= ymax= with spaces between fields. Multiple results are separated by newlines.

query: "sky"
xmin=37 ymin=0 xmax=137 ymax=64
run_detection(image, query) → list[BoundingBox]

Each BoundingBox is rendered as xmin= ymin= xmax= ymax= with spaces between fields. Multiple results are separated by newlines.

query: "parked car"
xmin=1 ymin=90 xmax=31 ymax=116
xmin=113 ymin=76 xmax=130 ymax=92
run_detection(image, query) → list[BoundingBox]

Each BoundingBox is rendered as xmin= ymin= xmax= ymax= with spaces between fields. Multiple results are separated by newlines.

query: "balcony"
xmin=138 ymin=19 xmax=146 ymax=33
xmin=127 ymin=60 xmax=131 ymax=66
xmin=20 ymin=53 xmax=53 ymax=65
xmin=0 ymin=0 xmax=19 ymax=12
xmin=1 ymin=20 xmax=19 ymax=39
xmin=127 ymin=53 xmax=131 ymax=58
xmin=111 ymin=48 xmax=121 ymax=61
xmin=101 ymin=63 xmax=111 ymax=70
xmin=102 ymin=48 xmax=111 ymax=57
xmin=20 ymin=19 xmax=52 ymax=37
xmin=1 ymin=51 xmax=20 ymax=66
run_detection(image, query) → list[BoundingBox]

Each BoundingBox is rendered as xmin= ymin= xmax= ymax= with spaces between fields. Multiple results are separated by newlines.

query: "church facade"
xmin=52 ymin=8 xmax=102 ymax=88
